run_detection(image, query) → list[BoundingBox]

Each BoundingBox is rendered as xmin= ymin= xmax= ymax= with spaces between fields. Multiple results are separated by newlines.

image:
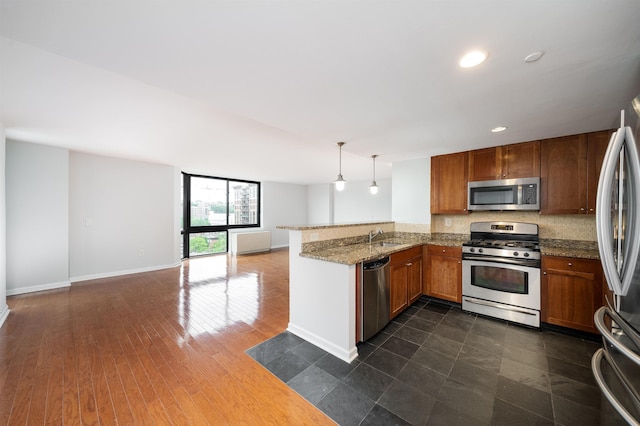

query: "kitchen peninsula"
xmin=277 ymin=222 xmax=463 ymax=362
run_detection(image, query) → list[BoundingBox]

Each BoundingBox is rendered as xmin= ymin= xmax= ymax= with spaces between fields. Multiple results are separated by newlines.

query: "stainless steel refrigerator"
xmin=592 ymin=95 xmax=640 ymax=425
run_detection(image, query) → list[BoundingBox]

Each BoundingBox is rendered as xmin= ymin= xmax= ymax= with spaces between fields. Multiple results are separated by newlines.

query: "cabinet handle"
xmin=580 ymin=207 xmax=586 ymax=212
xmin=503 ymin=174 xmax=506 ymax=177
xmin=568 ymin=262 xmax=573 ymax=267
xmin=589 ymin=208 xmax=594 ymax=212
xmin=442 ymin=249 xmax=446 ymax=253
xmin=406 ymin=263 xmax=412 ymax=266
xmin=543 ymin=272 xmax=547 ymax=275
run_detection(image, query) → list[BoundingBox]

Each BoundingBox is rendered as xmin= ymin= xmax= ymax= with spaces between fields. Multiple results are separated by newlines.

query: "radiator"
xmin=231 ymin=231 xmax=271 ymax=255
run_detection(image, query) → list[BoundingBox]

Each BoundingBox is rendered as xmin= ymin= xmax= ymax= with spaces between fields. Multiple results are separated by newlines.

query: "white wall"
xmin=307 ymin=183 xmax=332 ymax=224
xmin=6 ymin=141 xmax=70 ymax=295
xmin=259 ymin=181 xmax=308 ymax=248
xmin=333 ymin=179 xmax=392 ymax=224
xmin=69 ymin=152 xmax=179 ymax=281
xmin=0 ymin=125 xmax=8 ymax=327
xmin=392 ymin=158 xmax=430 ymax=225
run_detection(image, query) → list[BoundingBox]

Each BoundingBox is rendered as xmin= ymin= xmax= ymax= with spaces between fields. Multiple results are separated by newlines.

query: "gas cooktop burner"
xmin=462 ymin=221 xmax=541 ymax=261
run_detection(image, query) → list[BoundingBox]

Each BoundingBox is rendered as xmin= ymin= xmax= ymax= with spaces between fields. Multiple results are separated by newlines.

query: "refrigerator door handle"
xmin=597 ymin=129 xmax=626 ymax=295
xmin=597 ymin=126 xmax=640 ymax=296
xmin=622 ymin=126 xmax=640 ymax=295
xmin=595 ymin=306 xmax=640 ymax=363
xmin=592 ymin=349 xmax=640 ymax=426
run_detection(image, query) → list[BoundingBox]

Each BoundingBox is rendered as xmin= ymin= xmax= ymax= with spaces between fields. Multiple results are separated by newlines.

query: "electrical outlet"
xmin=310 ymin=233 xmax=319 ymax=241
xmin=444 ymin=217 xmax=452 ymax=227
xmin=85 ymin=217 xmax=93 ymax=227
xmin=138 ymin=249 xmax=145 ymax=257
xmin=376 ymin=227 xmax=382 ymax=233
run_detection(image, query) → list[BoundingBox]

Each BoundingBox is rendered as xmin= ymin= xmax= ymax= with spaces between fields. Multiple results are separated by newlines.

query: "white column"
xmin=0 ymin=123 xmax=9 ymax=327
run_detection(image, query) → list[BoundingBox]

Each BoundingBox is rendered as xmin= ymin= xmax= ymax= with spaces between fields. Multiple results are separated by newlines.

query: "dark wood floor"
xmin=0 ymin=249 xmax=335 ymax=425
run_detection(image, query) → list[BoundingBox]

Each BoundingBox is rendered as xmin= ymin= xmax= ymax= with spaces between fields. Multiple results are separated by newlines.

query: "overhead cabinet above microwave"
xmin=468 ymin=177 xmax=540 ymax=211
xmin=468 ymin=141 xmax=540 ymax=182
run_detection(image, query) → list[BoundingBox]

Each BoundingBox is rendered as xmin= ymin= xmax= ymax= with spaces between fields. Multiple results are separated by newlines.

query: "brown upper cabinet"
xmin=469 ymin=141 xmax=541 ymax=181
xmin=540 ymin=130 xmax=612 ymax=214
xmin=586 ymin=130 xmax=613 ymax=214
xmin=431 ymin=151 xmax=469 ymax=214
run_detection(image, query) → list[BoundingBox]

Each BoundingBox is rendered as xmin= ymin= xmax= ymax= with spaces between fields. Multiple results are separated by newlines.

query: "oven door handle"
xmin=463 ymin=297 xmax=538 ymax=316
xmin=462 ymin=255 xmax=539 ymax=267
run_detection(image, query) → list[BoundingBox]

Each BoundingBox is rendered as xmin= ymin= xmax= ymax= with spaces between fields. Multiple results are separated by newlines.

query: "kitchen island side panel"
xmin=287 ymin=230 xmax=358 ymax=362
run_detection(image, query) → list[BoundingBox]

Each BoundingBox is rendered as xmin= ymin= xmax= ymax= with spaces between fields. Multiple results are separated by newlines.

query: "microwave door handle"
xmin=517 ymin=184 xmax=523 ymax=205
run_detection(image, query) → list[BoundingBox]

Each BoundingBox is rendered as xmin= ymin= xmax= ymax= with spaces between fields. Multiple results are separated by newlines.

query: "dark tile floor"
xmin=246 ymin=297 xmax=625 ymax=425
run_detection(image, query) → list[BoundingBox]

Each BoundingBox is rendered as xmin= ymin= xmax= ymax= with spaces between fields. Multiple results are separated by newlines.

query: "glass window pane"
xmin=190 ymin=177 xmax=227 ymax=226
xmin=189 ymin=232 xmax=227 ymax=256
xmin=230 ymin=181 xmax=259 ymax=225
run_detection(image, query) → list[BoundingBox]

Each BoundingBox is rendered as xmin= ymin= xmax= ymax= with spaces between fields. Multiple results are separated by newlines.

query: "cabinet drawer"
xmin=542 ymin=256 xmax=599 ymax=275
xmin=427 ymin=245 xmax=462 ymax=257
xmin=390 ymin=246 xmax=423 ymax=265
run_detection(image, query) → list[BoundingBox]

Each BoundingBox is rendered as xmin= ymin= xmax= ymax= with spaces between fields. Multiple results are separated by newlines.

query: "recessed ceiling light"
xmin=459 ymin=50 xmax=488 ymax=68
xmin=524 ymin=51 xmax=544 ymax=63
xmin=491 ymin=126 xmax=508 ymax=133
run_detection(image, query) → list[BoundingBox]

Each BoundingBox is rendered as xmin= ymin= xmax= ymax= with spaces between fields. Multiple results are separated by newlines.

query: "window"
xmin=181 ymin=173 xmax=260 ymax=258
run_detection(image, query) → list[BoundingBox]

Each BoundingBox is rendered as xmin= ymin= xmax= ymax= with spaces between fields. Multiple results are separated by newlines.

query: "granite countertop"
xmin=540 ymin=239 xmax=600 ymax=260
xmin=299 ymin=233 xmax=467 ymax=265
xmin=298 ymin=234 xmax=600 ymax=265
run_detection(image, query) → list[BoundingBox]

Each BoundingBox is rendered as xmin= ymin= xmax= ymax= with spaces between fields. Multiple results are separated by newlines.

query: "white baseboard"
xmin=70 ymin=262 xmax=181 ymax=283
xmin=287 ymin=323 xmax=358 ymax=363
xmin=0 ymin=304 xmax=9 ymax=329
xmin=7 ymin=281 xmax=71 ymax=296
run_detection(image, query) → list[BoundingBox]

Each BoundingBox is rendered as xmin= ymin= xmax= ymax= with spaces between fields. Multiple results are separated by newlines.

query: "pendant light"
xmin=334 ymin=142 xmax=346 ymax=191
xmin=369 ymin=154 xmax=379 ymax=194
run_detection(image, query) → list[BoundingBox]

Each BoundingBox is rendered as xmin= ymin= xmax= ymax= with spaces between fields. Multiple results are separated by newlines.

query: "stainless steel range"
xmin=462 ymin=221 xmax=541 ymax=327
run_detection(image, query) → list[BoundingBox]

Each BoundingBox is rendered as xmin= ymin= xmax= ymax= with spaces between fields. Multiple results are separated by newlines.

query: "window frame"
xmin=182 ymin=172 xmax=261 ymax=258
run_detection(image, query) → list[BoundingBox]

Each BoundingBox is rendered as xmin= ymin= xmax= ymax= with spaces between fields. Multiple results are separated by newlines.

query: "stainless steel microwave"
xmin=468 ymin=177 xmax=540 ymax=211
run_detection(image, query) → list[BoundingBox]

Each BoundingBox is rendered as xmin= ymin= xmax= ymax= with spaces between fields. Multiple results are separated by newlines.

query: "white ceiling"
xmin=1 ymin=0 xmax=640 ymax=184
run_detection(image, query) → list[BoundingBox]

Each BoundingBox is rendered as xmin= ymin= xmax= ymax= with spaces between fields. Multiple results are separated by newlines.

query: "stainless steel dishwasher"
xmin=360 ymin=256 xmax=391 ymax=341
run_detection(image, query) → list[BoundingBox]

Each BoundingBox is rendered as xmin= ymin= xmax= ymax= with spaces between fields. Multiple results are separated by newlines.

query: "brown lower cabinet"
xmin=424 ymin=245 xmax=462 ymax=303
xmin=541 ymin=255 xmax=604 ymax=334
xmin=389 ymin=246 xmax=423 ymax=319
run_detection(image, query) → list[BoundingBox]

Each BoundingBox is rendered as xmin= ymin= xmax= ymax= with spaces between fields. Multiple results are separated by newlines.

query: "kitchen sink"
xmin=376 ymin=241 xmax=403 ymax=247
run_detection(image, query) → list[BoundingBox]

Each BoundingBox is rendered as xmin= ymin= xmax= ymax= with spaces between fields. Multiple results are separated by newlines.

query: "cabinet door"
xmin=425 ymin=246 xmax=462 ymax=303
xmin=469 ymin=147 xmax=499 ymax=181
xmin=586 ymin=130 xmax=613 ymax=214
xmin=541 ymin=256 xmax=603 ymax=334
xmin=501 ymin=141 xmax=540 ymax=179
xmin=540 ymin=134 xmax=588 ymax=214
xmin=407 ymin=257 xmax=423 ymax=305
xmin=431 ymin=152 xmax=469 ymax=214
xmin=390 ymin=263 xmax=408 ymax=318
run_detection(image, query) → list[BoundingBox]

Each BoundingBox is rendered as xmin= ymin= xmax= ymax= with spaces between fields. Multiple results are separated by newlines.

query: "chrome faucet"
xmin=369 ymin=229 xmax=384 ymax=244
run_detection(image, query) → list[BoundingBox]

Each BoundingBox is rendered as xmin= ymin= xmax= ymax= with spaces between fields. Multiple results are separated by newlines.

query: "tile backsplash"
xmin=431 ymin=212 xmax=596 ymax=241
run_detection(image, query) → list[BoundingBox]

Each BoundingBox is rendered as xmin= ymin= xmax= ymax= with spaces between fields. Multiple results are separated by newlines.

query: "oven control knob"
xmin=470 ymin=248 xmax=475 ymax=253
xmin=478 ymin=248 xmax=483 ymax=253
xmin=513 ymin=252 xmax=519 ymax=256
xmin=524 ymin=252 xmax=530 ymax=257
